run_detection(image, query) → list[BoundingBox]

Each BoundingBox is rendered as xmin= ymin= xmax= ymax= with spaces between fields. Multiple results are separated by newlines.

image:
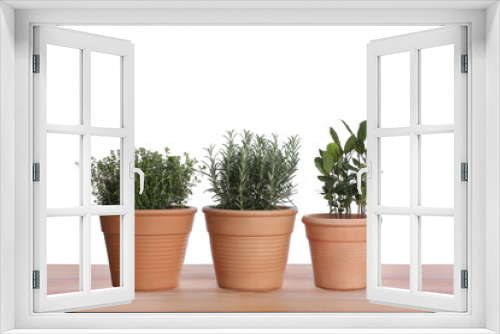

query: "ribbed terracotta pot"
xmin=203 ymin=206 xmax=297 ymax=291
xmin=302 ymin=214 xmax=366 ymax=290
xmin=100 ymin=207 xmax=196 ymax=291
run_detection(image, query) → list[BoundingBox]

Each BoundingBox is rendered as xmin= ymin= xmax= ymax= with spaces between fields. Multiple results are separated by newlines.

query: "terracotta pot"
xmin=302 ymin=213 xmax=366 ymax=290
xmin=100 ymin=207 xmax=196 ymax=291
xmin=203 ymin=206 xmax=297 ymax=291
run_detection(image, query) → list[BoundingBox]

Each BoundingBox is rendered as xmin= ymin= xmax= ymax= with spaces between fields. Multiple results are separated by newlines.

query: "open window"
xmin=31 ymin=24 xmax=468 ymax=315
xmin=2 ymin=0 xmax=494 ymax=330
xmin=366 ymin=26 xmax=467 ymax=312
xmin=33 ymin=26 xmax=135 ymax=312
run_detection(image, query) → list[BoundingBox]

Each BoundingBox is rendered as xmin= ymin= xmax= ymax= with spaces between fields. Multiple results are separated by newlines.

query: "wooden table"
xmin=46 ymin=264 xmax=452 ymax=313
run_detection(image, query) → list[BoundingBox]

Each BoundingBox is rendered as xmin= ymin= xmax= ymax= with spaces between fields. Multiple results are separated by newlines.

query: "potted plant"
xmin=93 ymin=147 xmax=200 ymax=291
xmin=302 ymin=120 xmax=367 ymax=290
xmin=202 ymin=130 xmax=300 ymax=291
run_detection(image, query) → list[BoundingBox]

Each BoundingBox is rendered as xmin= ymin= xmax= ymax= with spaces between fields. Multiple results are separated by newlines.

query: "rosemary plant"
xmin=204 ymin=130 xmax=300 ymax=210
xmin=315 ymin=120 xmax=367 ymax=219
xmin=91 ymin=147 xmax=200 ymax=209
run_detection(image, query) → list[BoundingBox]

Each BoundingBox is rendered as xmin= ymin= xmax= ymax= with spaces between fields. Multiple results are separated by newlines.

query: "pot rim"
xmin=302 ymin=213 xmax=367 ymax=227
xmin=202 ymin=205 xmax=298 ymax=217
xmin=134 ymin=206 xmax=197 ymax=217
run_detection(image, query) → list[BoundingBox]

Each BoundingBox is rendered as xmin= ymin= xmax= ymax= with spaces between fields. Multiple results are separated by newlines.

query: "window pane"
xmin=91 ymin=136 xmax=121 ymax=206
xmin=380 ymin=215 xmax=410 ymax=291
xmin=91 ymin=52 xmax=121 ymax=128
xmin=380 ymin=136 xmax=410 ymax=207
xmin=47 ymin=45 xmax=81 ymax=125
xmin=47 ymin=216 xmax=81 ymax=295
xmin=421 ymin=133 xmax=454 ymax=208
xmin=380 ymin=52 xmax=410 ymax=128
xmin=47 ymin=133 xmax=80 ymax=208
xmin=420 ymin=45 xmax=454 ymax=125
xmin=420 ymin=216 xmax=454 ymax=295
xmin=92 ymin=215 xmax=121 ymax=290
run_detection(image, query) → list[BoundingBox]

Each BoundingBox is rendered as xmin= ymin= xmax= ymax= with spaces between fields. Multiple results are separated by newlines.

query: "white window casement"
xmin=1 ymin=1 xmax=500 ymax=334
xmin=367 ymin=26 xmax=468 ymax=312
xmin=33 ymin=26 xmax=135 ymax=313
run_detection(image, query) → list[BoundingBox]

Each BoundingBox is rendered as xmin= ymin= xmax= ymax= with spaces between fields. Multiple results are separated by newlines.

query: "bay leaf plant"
xmin=203 ymin=130 xmax=300 ymax=210
xmin=90 ymin=147 xmax=200 ymax=209
xmin=315 ymin=120 xmax=367 ymax=219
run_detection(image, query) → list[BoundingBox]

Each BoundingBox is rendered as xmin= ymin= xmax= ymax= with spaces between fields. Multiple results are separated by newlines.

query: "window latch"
xmin=357 ymin=162 xmax=371 ymax=194
xmin=129 ymin=161 xmax=144 ymax=195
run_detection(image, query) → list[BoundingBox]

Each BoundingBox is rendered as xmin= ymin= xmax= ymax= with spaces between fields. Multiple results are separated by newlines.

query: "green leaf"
xmin=354 ymin=140 xmax=365 ymax=155
xmin=315 ymin=157 xmax=328 ymax=175
xmin=322 ymin=151 xmax=334 ymax=174
xmin=341 ymin=120 xmax=354 ymax=135
xmin=326 ymin=142 xmax=341 ymax=160
xmin=346 ymin=163 xmax=358 ymax=171
xmin=344 ymin=135 xmax=356 ymax=152
xmin=329 ymin=127 xmax=341 ymax=146
xmin=357 ymin=120 xmax=367 ymax=142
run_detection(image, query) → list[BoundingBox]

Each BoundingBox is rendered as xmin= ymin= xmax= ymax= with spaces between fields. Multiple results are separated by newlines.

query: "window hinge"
xmin=461 ymin=54 xmax=468 ymax=73
xmin=461 ymin=270 xmax=468 ymax=289
xmin=461 ymin=162 xmax=468 ymax=182
xmin=33 ymin=163 xmax=40 ymax=182
xmin=33 ymin=54 xmax=40 ymax=73
xmin=33 ymin=270 xmax=40 ymax=289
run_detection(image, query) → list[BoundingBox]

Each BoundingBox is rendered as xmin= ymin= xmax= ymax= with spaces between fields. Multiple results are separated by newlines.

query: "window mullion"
xmin=81 ymin=48 xmax=91 ymax=294
xmin=410 ymin=47 xmax=420 ymax=295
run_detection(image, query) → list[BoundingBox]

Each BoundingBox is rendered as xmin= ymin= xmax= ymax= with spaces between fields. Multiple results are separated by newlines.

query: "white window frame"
xmin=1 ymin=1 xmax=499 ymax=333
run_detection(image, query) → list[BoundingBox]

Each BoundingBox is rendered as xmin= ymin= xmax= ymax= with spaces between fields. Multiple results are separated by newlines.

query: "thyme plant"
xmin=315 ymin=120 xmax=367 ymax=219
xmin=91 ymin=147 xmax=200 ymax=209
xmin=204 ymin=130 xmax=300 ymax=210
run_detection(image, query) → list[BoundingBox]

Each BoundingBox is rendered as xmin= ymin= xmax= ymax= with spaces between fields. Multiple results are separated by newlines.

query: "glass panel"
xmin=380 ymin=215 xmax=410 ymax=290
xmin=420 ymin=45 xmax=454 ymax=125
xmin=380 ymin=136 xmax=410 ymax=207
xmin=46 ymin=45 xmax=81 ymax=125
xmin=380 ymin=52 xmax=410 ymax=128
xmin=47 ymin=216 xmax=80 ymax=295
xmin=91 ymin=136 xmax=121 ymax=206
xmin=47 ymin=133 xmax=80 ymax=208
xmin=421 ymin=216 xmax=454 ymax=295
xmin=91 ymin=52 xmax=121 ymax=128
xmin=92 ymin=215 xmax=121 ymax=290
xmin=421 ymin=133 xmax=454 ymax=208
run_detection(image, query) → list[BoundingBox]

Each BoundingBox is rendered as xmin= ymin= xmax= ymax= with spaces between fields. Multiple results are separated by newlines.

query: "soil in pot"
xmin=100 ymin=207 xmax=197 ymax=291
xmin=302 ymin=213 xmax=366 ymax=290
xmin=203 ymin=206 xmax=297 ymax=292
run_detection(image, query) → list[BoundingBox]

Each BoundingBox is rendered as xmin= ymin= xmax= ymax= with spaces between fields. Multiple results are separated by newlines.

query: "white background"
xmin=46 ymin=25 xmax=453 ymax=266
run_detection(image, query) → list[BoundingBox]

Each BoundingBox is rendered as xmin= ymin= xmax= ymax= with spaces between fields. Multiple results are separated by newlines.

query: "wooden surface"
xmin=46 ymin=264 xmax=453 ymax=313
